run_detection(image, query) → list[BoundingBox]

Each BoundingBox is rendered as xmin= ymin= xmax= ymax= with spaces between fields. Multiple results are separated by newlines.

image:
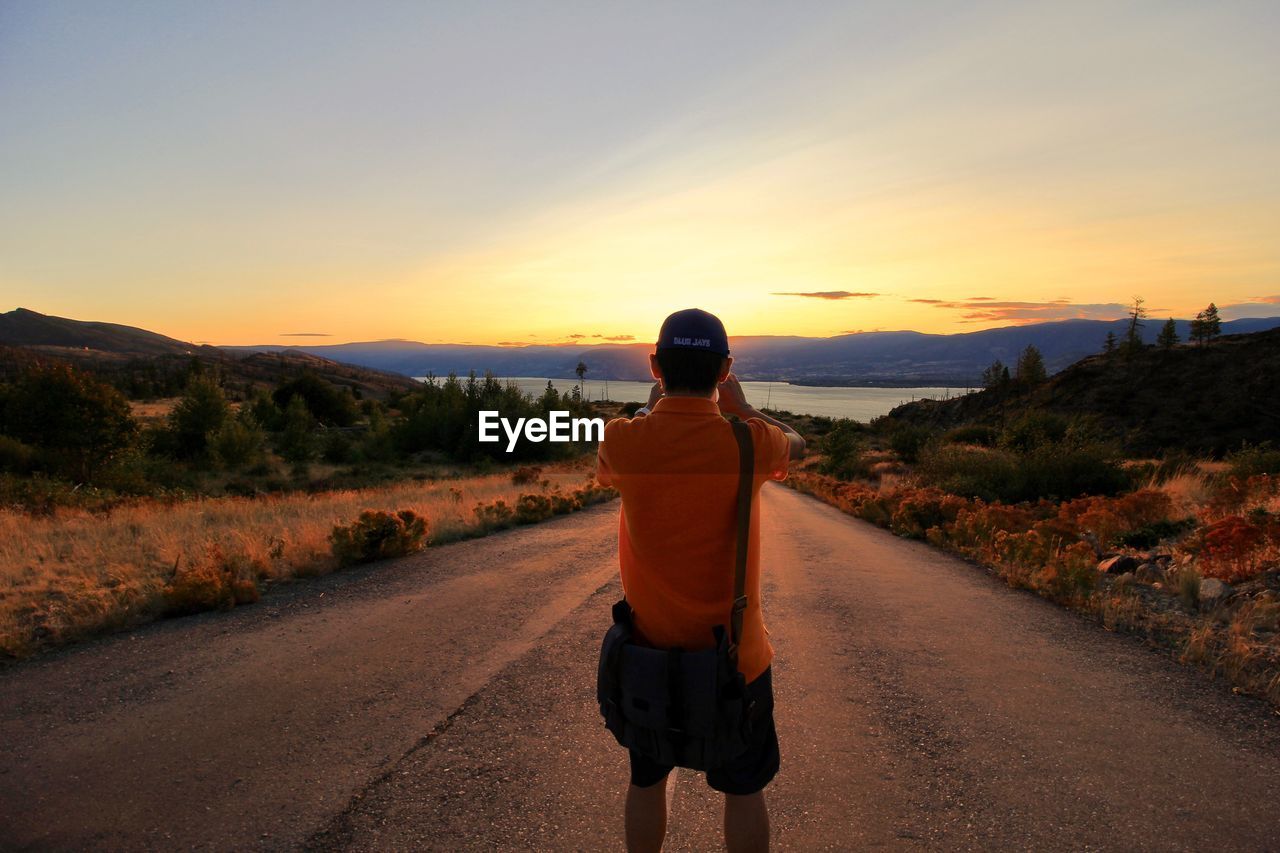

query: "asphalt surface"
xmin=2 ymin=484 xmax=1279 ymax=851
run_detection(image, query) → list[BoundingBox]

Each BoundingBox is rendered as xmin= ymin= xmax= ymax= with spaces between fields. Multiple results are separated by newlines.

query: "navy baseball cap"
xmin=655 ymin=308 xmax=730 ymax=356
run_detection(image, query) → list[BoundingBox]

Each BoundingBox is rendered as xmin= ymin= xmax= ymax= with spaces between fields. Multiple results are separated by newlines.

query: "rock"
xmin=1098 ymin=555 xmax=1140 ymax=575
xmin=1135 ymin=563 xmax=1166 ymax=585
xmin=1113 ymin=572 xmax=1136 ymax=588
xmin=1198 ymin=578 xmax=1234 ymax=608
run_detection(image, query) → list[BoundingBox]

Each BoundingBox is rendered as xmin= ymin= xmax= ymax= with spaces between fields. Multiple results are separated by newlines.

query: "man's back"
xmin=596 ymin=395 xmax=790 ymax=683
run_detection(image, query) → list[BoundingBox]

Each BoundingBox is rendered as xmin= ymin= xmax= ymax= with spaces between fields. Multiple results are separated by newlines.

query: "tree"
xmin=1015 ymin=345 xmax=1047 ymax=384
xmin=1191 ymin=303 xmax=1222 ymax=346
xmin=0 ymin=362 xmax=137 ymax=480
xmin=575 ymin=361 xmax=588 ymax=400
xmin=1156 ymin=318 xmax=1179 ymax=349
xmin=1202 ymin=303 xmax=1221 ymax=342
xmin=1103 ymin=331 xmax=1118 ymax=355
xmin=1123 ymin=295 xmax=1147 ymax=354
xmin=169 ymin=378 xmax=231 ymax=460
xmin=276 ymin=395 xmax=317 ymax=463
xmin=981 ymin=359 xmax=1009 ymax=389
xmin=272 ymin=372 xmax=358 ymax=427
xmin=210 ymin=412 xmax=266 ymax=469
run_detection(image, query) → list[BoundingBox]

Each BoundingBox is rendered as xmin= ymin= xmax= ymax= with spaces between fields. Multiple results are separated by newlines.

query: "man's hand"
xmin=644 ymin=382 xmax=663 ymax=410
xmin=715 ymin=373 xmax=751 ymax=418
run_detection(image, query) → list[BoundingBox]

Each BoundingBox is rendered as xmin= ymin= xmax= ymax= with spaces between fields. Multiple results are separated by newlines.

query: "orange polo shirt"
xmin=595 ymin=396 xmax=791 ymax=683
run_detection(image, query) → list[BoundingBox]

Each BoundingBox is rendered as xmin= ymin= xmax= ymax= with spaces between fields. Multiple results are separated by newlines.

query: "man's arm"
xmin=632 ymin=382 xmax=663 ymax=417
xmin=716 ymin=374 xmax=805 ymax=460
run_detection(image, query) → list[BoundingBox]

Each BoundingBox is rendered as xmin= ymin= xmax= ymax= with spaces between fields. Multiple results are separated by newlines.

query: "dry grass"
xmin=0 ymin=459 xmax=613 ymax=658
xmin=787 ymin=467 xmax=1280 ymax=707
xmin=126 ymin=398 xmax=180 ymax=421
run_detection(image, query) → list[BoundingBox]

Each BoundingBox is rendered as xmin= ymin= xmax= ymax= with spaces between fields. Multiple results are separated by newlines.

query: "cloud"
xmin=841 ymin=328 xmax=883 ymax=334
xmin=1217 ymin=297 xmax=1280 ymax=320
xmin=602 ymin=334 xmax=635 ymax=341
xmin=279 ymin=332 xmax=332 ymax=337
xmin=772 ymin=290 xmax=879 ymax=300
xmin=497 ymin=340 xmax=534 ymax=346
xmin=911 ymin=298 xmax=1130 ymax=324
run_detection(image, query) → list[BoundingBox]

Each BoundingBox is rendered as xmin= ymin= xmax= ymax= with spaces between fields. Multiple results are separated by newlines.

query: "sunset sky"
xmin=2 ymin=1 xmax=1278 ymax=346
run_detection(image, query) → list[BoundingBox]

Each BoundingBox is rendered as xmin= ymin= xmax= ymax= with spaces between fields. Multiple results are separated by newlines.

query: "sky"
xmin=1 ymin=0 xmax=1279 ymax=346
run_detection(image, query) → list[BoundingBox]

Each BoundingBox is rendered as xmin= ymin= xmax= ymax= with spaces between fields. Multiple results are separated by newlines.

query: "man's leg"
xmin=625 ymin=774 xmax=670 ymax=853
xmin=724 ymin=790 xmax=770 ymax=853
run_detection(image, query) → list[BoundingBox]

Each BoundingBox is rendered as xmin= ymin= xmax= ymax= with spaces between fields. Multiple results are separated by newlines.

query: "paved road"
xmin=2 ymin=485 xmax=1279 ymax=850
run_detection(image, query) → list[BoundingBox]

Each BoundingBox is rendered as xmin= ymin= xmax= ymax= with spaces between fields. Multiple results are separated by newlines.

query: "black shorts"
xmin=628 ymin=666 xmax=779 ymax=796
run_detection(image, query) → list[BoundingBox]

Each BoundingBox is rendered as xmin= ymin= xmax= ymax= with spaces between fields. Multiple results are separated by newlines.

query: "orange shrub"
xmin=1196 ymin=515 xmax=1279 ymax=582
xmin=511 ymin=466 xmax=543 ymax=485
xmin=329 ymin=509 xmax=428 ymax=566
xmin=889 ymin=488 xmax=966 ymax=539
xmin=163 ymin=545 xmax=261 ymax=615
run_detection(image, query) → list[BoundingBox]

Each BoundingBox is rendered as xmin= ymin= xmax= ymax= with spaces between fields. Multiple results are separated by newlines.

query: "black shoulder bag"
xmin=596 ymin=420 xmax=756 ymax=771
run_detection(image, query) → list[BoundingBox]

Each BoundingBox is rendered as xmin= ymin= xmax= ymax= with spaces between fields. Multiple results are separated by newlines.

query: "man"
xmin=596 ymin=308 xmax=806 ymax=853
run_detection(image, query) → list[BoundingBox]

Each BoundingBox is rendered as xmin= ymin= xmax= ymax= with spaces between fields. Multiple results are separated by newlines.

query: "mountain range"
xmin=5 ymin=307 xmax=1280 ymax=388
xmin=0 ymin=308 xmax=419 ymax=398
xmin=223 ymin=316 xmax=1280 ymax=386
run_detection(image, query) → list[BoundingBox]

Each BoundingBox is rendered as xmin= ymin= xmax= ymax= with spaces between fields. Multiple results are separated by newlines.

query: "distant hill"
xmin=886 ymin=328 xmax=1280 ymax=456
xmin=225 ymin=317 xmax=1280 ymax=386
xmin=0 ymin=307 xmax=220 ymax=357
xmin=0 ymin=308 xmax=420 ymax=399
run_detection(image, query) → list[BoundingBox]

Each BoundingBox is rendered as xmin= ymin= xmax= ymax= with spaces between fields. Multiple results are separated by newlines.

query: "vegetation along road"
xmin=3 ymin=485 xmax=1279 ymax=850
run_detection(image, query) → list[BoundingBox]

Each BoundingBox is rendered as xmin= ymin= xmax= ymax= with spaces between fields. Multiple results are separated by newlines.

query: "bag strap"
xmin=728 ymin=420 xmax=754 ymax=660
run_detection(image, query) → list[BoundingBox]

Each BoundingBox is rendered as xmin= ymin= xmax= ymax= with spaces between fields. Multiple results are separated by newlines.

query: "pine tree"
xmin=1203 ymin=303 xmax=1221 ymax=342
xmin=1190 ymin=303 xmax=1222 ymax=346
xmin=277 ymin=395 xmax=317 ymax=463
xmin=575 ymin=361 xmax=588 ymax=401
xmin=1124 ymin=295 xmax=1147 ymax=354
xmin=1103 ymin=331 xmax=1118 ymax=355
xmin=1015 ymin=345 xmax=1047 ymax=384
xmin=1156 ymin=318 xmax=1179 ymax=349
xmin=981 ymin=359 xmax=1008 ymax=389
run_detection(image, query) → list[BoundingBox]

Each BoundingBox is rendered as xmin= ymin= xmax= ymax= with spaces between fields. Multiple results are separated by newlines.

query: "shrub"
xmin=512 ymin=466 xmax=543 ymax=485
xmin=818 ymin=421 xmax=871 ymax=480
xmin=0 ymin=435 xmax=37 ymax=473
xmin=999 ymin=411 xmax=1070 ymax=454
xmin=329 ymin=509 xmax=428 ymax=566
xmin=515 ymin=493 xmax=555 ymax=524
xmin=321 ymin=430 xmax=357 ymax=464
xmin=473 ymin=499 xmax=515 ymax=529
xmin=1016 ymin=445 xmax=1131 ymax=502
xmin=942 ymin=424 xmax=997 ymax=447
xmin=163 ymin=547 xmax=260 ymax=615
xmin=1227 ymin=442 xmax=1280 ymax=478
xmin=917 ymin=445 xmax=1019 ymax=502
xmin=888 ymin=424 xmax=933 ymax=463
xmin=1115 ymin=518 xmax=1195 ymax=549
xmin=1193 ymin=513 xmax=1279 ymax=582
xmin=889 ymin=488 xmax=966 ymax=539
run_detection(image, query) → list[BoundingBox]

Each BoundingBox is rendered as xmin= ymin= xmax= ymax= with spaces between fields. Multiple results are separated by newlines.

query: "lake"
xmin=420 ymin=377 xmax=972 ymax=422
